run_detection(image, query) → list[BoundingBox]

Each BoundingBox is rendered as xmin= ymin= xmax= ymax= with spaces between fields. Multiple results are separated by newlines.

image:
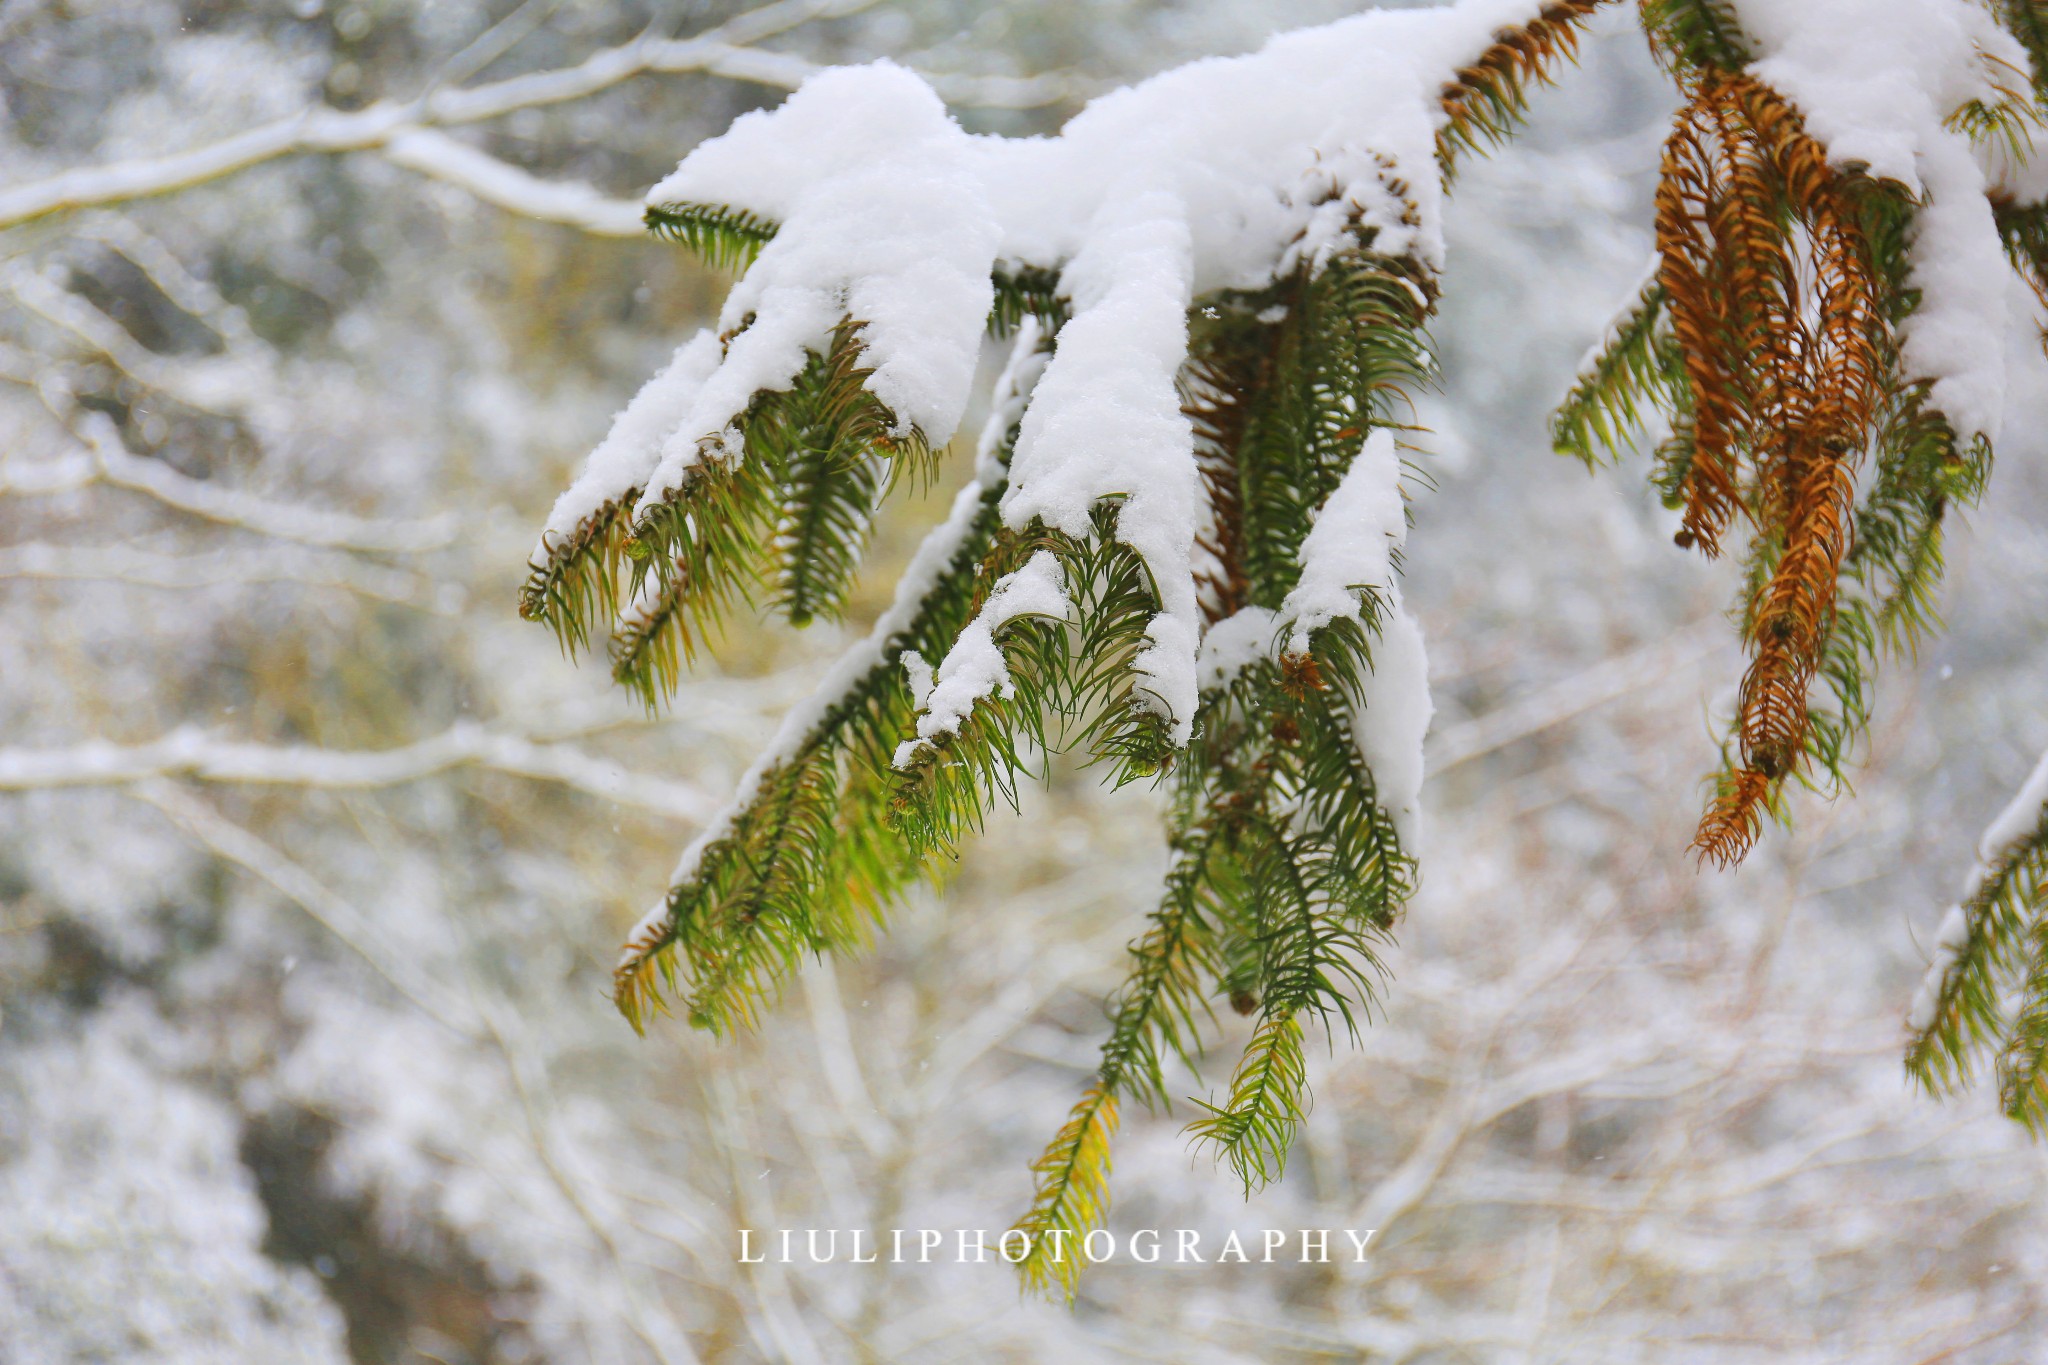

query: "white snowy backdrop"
xmin=1 ymin=1 xmax=2045 ymax=1361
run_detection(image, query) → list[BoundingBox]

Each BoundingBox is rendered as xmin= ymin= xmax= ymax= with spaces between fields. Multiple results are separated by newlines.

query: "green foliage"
xmin=990 ymin=263 xmax=1069 ymax=337
xmin=753 ymin=323 xmax=937 ymax=627
xmin=1187 ymin=250 xmax=1432 ymax=615
xmin=517 ymin=495 xmax=636 ymax=656
xmin=1997 ymin=0 xmax=2048 ymax=107
xmin=1011 ymin=250 xmax=1428 ymax=1269
xmin=1013 ymin=1084 xmax=1119 ymax=1300
xmin=616 ymin=399 xmax=1029 ymax=1034
xmin=645 ymin=202 xmax=776 ymax=272
xmin=1906 ymin=805 xmax=2048 ymax=1129
xmin=1638 ymin=0 xmax=1752 ymax=73
xmin=520 ymin=314 xmax=938 ymax=710
xmin=1189 ymin=1015 xmax=1310 ymax=1189
xmin=1551 ymin=282 xmax=1681 ymax=468
xmin=1435 ymin=0 xmax=1610 ymax=168
xmin=612 ymin=448 xmax=783 ymax=707
xmin=2000 ymin=909 xmax=2048 ymax=1132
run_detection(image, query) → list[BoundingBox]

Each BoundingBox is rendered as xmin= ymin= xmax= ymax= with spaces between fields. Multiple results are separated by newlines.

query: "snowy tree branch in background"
xmin=0 ymin=0 xmax=1084 ymax=237
xmin=133 ymin=780 xmax=489 ymax=1040
xmin=0 ymin=541 xmax=461 ymax=613
xmin=0 ymin=417 xmax=459 ymax=555
xmin=0 ymin=725 xmax=716 ymax=823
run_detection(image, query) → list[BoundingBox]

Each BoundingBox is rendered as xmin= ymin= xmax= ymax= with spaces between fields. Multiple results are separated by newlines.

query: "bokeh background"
xmin=3 ymin=1 xmax=2046 ymax=1360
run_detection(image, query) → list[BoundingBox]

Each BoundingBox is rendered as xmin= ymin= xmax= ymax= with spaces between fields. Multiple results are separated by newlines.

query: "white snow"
xmin=1002 ymin=193 xmax=1203 ymax=743
xmin=1733 ymin=0 xmax=2026 ymax=441
xmin=535 ymin=329 xmax=720 ymax=551
xmin=1349 ymin=587 xmax=1433 ymax=854
xmin=1196 ymin=606 xmax=1281 ymax=694
xmin=891 ymin=549 xmax=1072 ymax=769
xmin=1980 ymin=745 xmax=2048 ymax=864
xmin=1271 ymin=429 xmax=1428 ymax=848
xmin=635 ymin=61 xmax=1000 ymax=514
xmin=1280 ymin=429 xmax=1410 ymax=657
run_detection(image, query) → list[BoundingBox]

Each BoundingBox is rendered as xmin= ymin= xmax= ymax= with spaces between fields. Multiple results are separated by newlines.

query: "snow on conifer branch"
xmin=523 ymin=0 xmax=2048 ymax=1299
xmin=1905 ymin=748 xmax=2048 ymax=1125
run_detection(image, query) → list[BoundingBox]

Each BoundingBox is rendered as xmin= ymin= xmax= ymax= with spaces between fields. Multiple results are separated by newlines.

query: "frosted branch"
xmin=0 ymin=724 xmax=716 ymax=822
xmin=0 ymin=541 xmax=462 ymax=613
xmin=1427 ymin=620 xmax=1730 ymax=776
xmin=4 ymin=263 xmax=260 ymax=419
xmin=0 ymin=0 xmax=1083 ymax=232
xmin=382 ymin=130 xmax=644 ymax=236
xmin=1 ymin=416 xmax=460 ymax=554
xmin=131 ymin=780 xmax=486 ymax=1038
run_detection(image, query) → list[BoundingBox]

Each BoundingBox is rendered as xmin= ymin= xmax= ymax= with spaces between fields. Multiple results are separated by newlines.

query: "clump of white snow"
xmin=1280 ymin=429 xmax=1409 ymax=657
xmin=635 ymin=61 xmax=1000 ymax=516
xmin=1272 ymin=429 xmax=1431 ymax=849
xmin=893 ymin=550 xmax=1072 ymax=769
xmin=1732 ymin=0 xmax=2027 ymax=441
xmin=1196 ymin=605 xmax=1281 ymax=694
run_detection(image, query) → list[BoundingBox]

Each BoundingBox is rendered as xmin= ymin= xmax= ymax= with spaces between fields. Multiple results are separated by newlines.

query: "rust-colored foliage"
xmin=1654 ymin=73 xmax=1885 ymax=864
xmin=1438 ymin=0 xmax=1615 ymax=161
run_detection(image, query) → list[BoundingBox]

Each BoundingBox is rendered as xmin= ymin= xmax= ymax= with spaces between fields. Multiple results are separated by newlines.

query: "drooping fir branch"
xmin=1905 ymin=754 xmax=2048 ymax=1128
xmin=518 ymin=311 xmax=936 ymax=710
xmin=1013 ymin=1084 xmax=1119 ymax=1300
xmin=610 ymin=447 xmax=783 ymax=704
xmin=1557 ymin=46 xmax=2008 ymax=863
xmin=1643 ymin=69 xmax=1932 ymax=864
xmin=1009 ymin=256 xmax=1428 ymax=1287
xmin=755 ymin=324 xmax=939 ymax=626
xmin=1799 ymin=386 xmax=1986 ymax=797
xmin=1638 ymin=0 xmax=1751 ymax=74
xmin=518 ymin=494 xmax=637 ymax=657
xmin=1012 ymin=835 xmax=1219 ymax=1298
xmin=607 ymin=452 xmax=778 ymax=704
xmin=882 ymin=527 xmax=1085 ymax=856
xmin=615 ymin=331 xmax=1050 ymax=1034
xmin=1436 ymin=0 xmax=1615 ymax=166
xmin=1188 ymin=253 xmax=1433 ymax=615
xmin=1185 ymin=625 xmax=1409 ymax=1192
xmin=1551 ymin=273 xmax=1679 ymax=468
xmin=520 ymin=0 xmax=2048 ymax=1306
